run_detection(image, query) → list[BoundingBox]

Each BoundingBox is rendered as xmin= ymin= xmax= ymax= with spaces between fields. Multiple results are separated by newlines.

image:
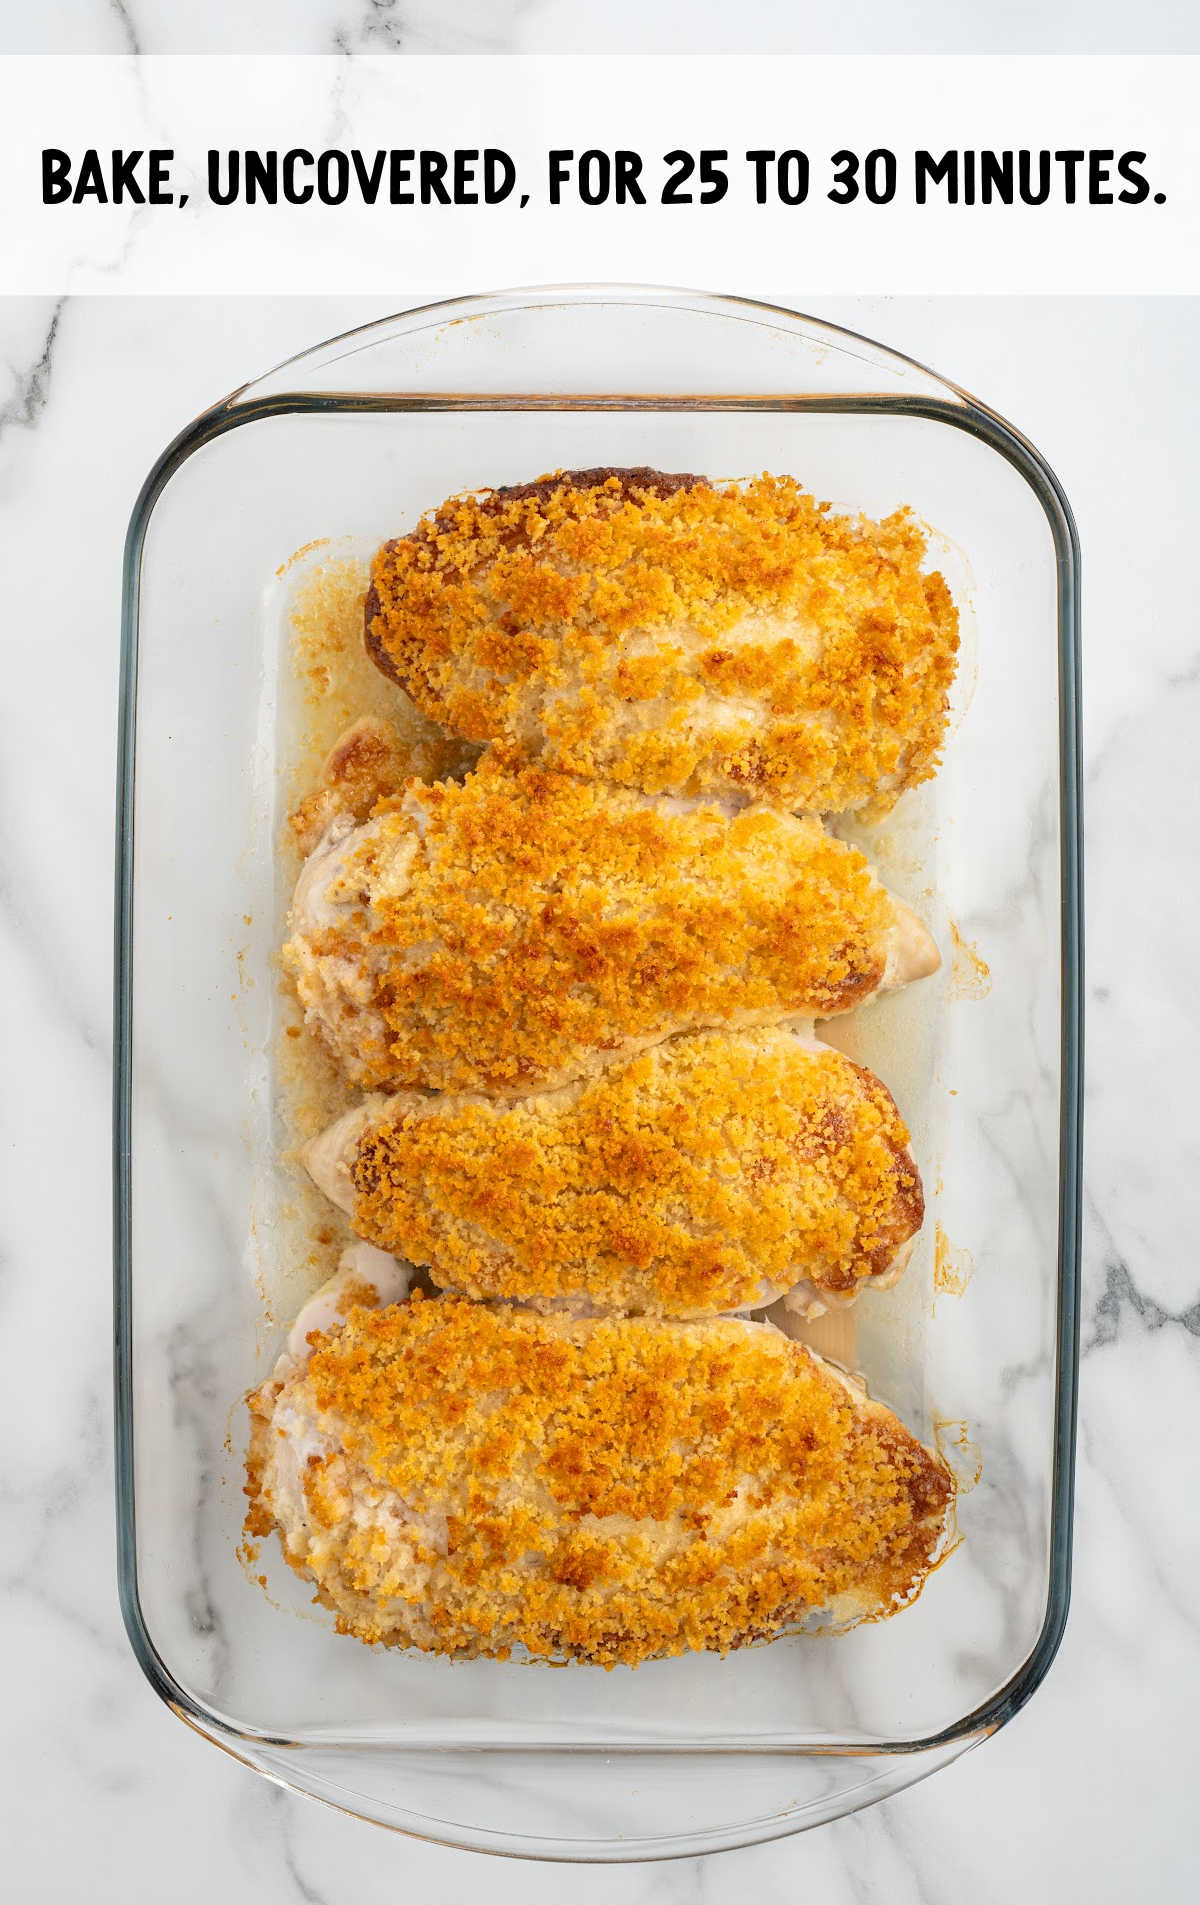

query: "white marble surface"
xmin=4 ymin=0 xmax=1200 ymax=53
xmin=2 ymin=287 xmax=1197 ymax=1897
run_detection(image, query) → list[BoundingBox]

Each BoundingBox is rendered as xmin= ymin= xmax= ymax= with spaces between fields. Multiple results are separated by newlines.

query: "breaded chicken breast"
xmin=272 ymin=1241 xmax=413 ymax=1379
xmin=302 ymin=1025 xmax=924 ymax=1318
xmin=245 ymin=1296 xmax=953 ymax=1666
xmin=283 ymin=745 xmax=938 ymax=1097
xmin=287 ymin=714 xmax=482 ymax=859
xmin=365 ymin=469 xmax=959 ymax=815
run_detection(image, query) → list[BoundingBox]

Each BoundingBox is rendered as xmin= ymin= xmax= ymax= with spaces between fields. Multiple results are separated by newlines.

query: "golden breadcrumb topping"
xmin=347 ymin=1028 xmax=922 ymax=1314
xmin=287 ymin=748 xmax=897 ymax=1095
xmin=245 ymin=1301 xmax=953 ymax=1666
xmin=273 ymin=564 xmax=485 ymax=1303
xmin=366 ymin=470 xmax=959 ymax=815
xmin=289 ymin=715 xmax=480 ymax=859
xmin=284 ymin=555 xmax=461 ymax=835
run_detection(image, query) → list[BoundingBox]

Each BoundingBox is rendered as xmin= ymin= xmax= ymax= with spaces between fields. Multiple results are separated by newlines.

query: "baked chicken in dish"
xmin=245 ymin=1292 xmax=954 ymax=1666
xmin=364 ymin=468 xmax=959 ymax=816
xmin=283 ymin=741 xmax=938 ymax=1098
xmin=302 ymin=1024 xmax=924 ymax=1319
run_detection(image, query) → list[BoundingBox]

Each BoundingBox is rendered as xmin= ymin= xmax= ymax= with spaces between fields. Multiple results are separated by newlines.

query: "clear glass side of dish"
xmin=116 ymin=291 xmax=1080 ymax=1858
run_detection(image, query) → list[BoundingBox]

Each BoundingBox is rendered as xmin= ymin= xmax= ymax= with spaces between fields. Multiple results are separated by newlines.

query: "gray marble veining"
xmin=4 ymin=0 xmax=1199 ymax=53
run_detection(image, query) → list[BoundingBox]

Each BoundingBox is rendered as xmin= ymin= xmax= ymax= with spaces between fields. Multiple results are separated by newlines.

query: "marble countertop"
xmin=3 ymin=6 xmax=1200 ymax=1889
xmin=4 ymin=285 xmax=1197 ymax=1902
xmin=7 ymin=0 xmax=1199 ymax=54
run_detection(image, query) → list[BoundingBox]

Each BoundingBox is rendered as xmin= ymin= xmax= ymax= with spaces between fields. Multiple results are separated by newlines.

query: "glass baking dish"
xmin=114 ymin=288 xmax=1082 ymax=1862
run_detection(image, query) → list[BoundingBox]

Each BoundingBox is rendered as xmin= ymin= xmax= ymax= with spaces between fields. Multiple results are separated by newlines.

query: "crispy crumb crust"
xmin=365 ymin=468 xmax=959 ymax=815
xmin=284 ymin=747 xmax=899 ymax=1096
xmin=342 ymin=1028 xmax=923 ymax=1315
xmin=288 ymin=714 xmax=481 ymax=859
xmin=284 ymin=554 xmax=468 ymax=827
xmin=245 ymin=1301 xmax=953 ymax=1666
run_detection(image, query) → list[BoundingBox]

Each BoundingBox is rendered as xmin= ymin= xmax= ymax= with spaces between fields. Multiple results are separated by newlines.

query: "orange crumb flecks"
xmin=344 ymin=1027 xmax=924 ymax=1315
xmin=365 ymin=470 xmax=960 ymax=816
xmin=933 ymin=1222 xmax=974 ymax=1304
xmin=947 ymin=918 xmax=992 ymax=1000
xmin=288 ymin=714 xmax=480 ymax=859
xmin=283 ymin=747 xmax=905 ymax=1097
xmin=244 ymin=1301 xmax=954 ymax=1667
